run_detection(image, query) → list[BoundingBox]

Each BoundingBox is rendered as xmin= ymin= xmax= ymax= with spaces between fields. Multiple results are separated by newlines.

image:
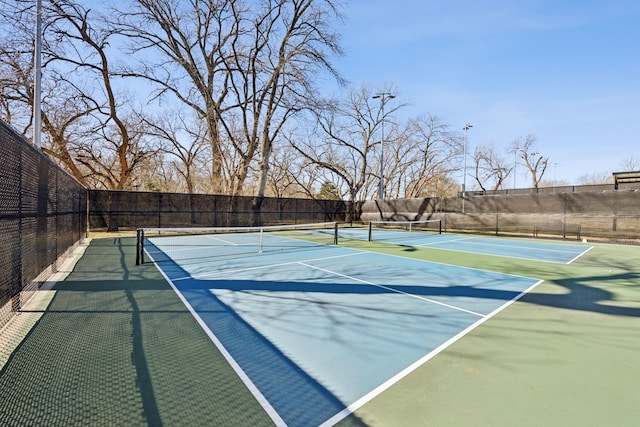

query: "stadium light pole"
xmin=462 ymin=123 xmax=473 ymax=213
xmin=373 ymin=92 xmax=395 ymax=201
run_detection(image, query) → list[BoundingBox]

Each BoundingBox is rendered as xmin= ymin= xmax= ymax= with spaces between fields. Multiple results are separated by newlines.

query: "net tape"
xmin=136 ymin=222 xmax=339 ymax=265
xmin=368 ymin=219 xmax=442 ymax=241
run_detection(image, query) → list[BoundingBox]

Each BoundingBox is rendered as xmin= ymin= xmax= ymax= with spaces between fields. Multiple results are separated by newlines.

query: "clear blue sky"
xmin=328 ymin=0 xmax=640 ymax=186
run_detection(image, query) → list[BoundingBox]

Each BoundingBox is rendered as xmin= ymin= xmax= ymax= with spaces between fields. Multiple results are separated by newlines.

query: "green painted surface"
xmin=1 ymin=236 xmax=638 ymax=426
xmin=0 ymin=238 xmax=273 ymax=426
xmin=337 ymin=238 xmax=640 ymax=427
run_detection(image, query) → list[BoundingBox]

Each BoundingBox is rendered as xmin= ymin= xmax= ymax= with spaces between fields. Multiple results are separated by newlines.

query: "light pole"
xmin=373 ymin=92 xmax=395 ymax=201
xmin=513 ymin=149 xmax=517 ymax=189
xmin=462 ymin=123 xmax=472 ymax=213
xmin=33 ymin=0 xmax=42 ymax=148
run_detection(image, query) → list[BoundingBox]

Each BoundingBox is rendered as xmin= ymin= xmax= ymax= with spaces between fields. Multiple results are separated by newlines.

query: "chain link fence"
xmin=361 ymin=190 xmax=640 ymax=242
xmin=88 ymin=190 xmax=350 ymax=231
xmin=0 ymin=120 xmax=87 ymax=328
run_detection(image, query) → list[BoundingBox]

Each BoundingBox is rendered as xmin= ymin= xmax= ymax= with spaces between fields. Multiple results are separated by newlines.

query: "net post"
xmin=334 ymin=222 xmax=338 ymax=245
xmin=368 ymin=221 xmax=373 ymax=241
xmin=438 ymin=219 xmax=442 ymax=234
xmin=135 ymin=229 xmax=143 ymax=265
xmin=259 ymin=227 xmax=264 ymax=253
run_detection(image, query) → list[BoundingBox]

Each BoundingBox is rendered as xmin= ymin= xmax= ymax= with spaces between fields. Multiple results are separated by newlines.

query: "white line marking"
xmin=414 ymin=244 xmax=584 ymax=265
xmin=445 ymin=239 xmax=586 ymax=254
xmin=204 ymin=235 xmax=240 ymax=245
xmin=407 ymin=235 xmax=591 ymax=264
xmin=148 ymin=237 xmax=552 ymax=427
xmin=297 ymin=262 xmax=485 ymax=318
xmin=172 ymin=251 xmax=365 ymax=281
xmin=319 ymin=278 xmax=545 ymax=427
xmin=345 ymin=246 xmax=541 ymax=282
xmin=566 ymin=245 xmax=594 ymax=264
xmin=417 ymin=236 xmax=475 ymax=246
xmin=145 ymin=250 xmax=287 ymax=427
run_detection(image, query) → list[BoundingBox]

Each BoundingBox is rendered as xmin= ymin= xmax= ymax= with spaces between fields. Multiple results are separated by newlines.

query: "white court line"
xmin=410 ymin=235 xmax=592 ymax=264
xmin=348 ymin=245 xmax=541 ymax=282
xmin=415 ymin=236 xmax=475 ymax=246
xmin=146 ymin=250 xmax=287 ymax=427
xmin=319 ymin=278 xmax=545 ymax=427
xmin=147 ymin=230 xmax=328 ymax=259
xmin=147 ymin=240 xmax=546 ymax=427
xmin=567 ymin=245 xmax=594 ymax=264
xmin=203 ymin=234 xmax=241 ymax=245
xmin=147 ymin=242 xmax=255 ymax=257
xmin=150 ymin=235 xmax=244 ymax=246
xmin=297 ymin=262 xmax=484 ymax=318
xmin=438 ymin=238 xmax=589 ymax=254
xmin=415 ymin=242 xmax=591 ymax=265
xmin=171 ymin=251 xmax=365 ymax=282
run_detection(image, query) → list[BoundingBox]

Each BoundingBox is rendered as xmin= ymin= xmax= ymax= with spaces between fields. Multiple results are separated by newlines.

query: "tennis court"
xmin=342 ymin=220 xmax=590 ymax=264
xmin=0 ymin=222 xmax=638 ymax=426
xmin=138 ymin=222 xmax=596 ymax=426
xmin=143 ymin=224 xmax=550 ymax=426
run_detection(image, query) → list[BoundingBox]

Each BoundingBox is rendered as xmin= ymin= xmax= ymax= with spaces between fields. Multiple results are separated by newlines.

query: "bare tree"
xmin=142 ymin=112 xmax=210 ymax=193
xmin=226 ymin=0 xmax=343 ymax=224
xmin=620 ymin=156 xmax=639 ymax=171
xmin=117 ymin=0 xmax=342 ymax=199
xmin=47 ymin=0 xmax=161 ymax=189
xmin=1 ymin=0 xmax=158 ymax=189
xmin=116 ymin=0 xmax=240 ymax=193
xmin=0 ymin=0 xmax=37 ymax=131
xmin=291 ymin=89 xmax=465 ymax=205
xmin=577 ymin=171 xmax=613 ymax=185
xmin=399 ymin=115 xmax=461 ymax=198
xmin=291 ymin=86 xmax=401 ymax=220
xmin=0 ymin=1 xmax=90 ymax=181
xmin=266 ymin=143 xmax=315 ymax=198
xmin=472 ymin=143 xmax=512 ymax=191
xmin=512 ymin=134 xmax=548 ymax=188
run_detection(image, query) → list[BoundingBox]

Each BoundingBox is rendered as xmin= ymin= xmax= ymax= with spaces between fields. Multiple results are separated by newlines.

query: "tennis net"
xmin=368 ymin=219 xmax=442 ymax=242
xmin=136 ymin=222 xmax=339 ymax=265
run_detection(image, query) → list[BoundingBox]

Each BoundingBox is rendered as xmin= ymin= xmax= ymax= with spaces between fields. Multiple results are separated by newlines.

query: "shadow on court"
xmin=522 ymin=273 xmax=640 ymax=316
xmin=1 ymin=236 xmax=638 ymax=426
xmin=0 ymin=237 xmax=367 ymax=427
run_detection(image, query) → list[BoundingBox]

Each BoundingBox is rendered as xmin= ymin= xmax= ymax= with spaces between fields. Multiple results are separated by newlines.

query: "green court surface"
xmin=0 ymin=235 xmax=639 ymax=426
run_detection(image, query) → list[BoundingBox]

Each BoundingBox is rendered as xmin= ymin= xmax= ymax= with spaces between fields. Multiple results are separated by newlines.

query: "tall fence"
xmin=88 ymin=190 xmax=350 ymax=231
xmin=361 ymin=190 xmax=640 ymax=241
xmin=0 ymin=120 xmax=87 ymax=328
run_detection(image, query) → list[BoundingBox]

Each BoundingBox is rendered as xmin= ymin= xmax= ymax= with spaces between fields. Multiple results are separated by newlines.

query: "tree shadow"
xmin=521 ymin=272 xmax=640 ymax=316
xmin=5 ymin=236 xmax=637 ymax=427
xmin=0 ymin=237 xmax=369 ymax=427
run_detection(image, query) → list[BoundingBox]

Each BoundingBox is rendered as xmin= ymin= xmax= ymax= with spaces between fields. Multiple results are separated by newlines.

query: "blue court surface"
xmin=146 ymin=233 xmax=549 ymax=426
xmin=340 ymin=228 xmax=592 ymax=264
